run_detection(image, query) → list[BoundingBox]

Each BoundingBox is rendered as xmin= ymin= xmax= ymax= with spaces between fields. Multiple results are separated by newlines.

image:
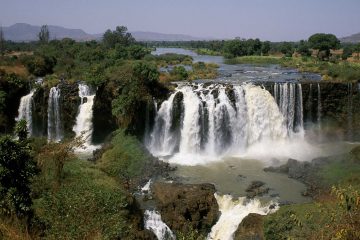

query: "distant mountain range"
xmin=1 ymin=23 xmax=206 ymax=42
xmin=341 ymin=33 xmax=360 ymax=43
xmin=3 ymin=23 xmax=359 ymax=43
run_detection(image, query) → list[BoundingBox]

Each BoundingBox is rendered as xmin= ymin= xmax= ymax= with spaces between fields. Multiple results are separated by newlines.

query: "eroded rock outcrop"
xmin=152 ymin=182 xmax=219 ymax=235
xmin=234 ymin=213 xmax=264 ymax=240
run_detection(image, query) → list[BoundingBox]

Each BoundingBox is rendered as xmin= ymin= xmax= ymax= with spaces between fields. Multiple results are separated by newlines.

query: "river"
xmin=143 ymin=48 xmax=358 ymax=240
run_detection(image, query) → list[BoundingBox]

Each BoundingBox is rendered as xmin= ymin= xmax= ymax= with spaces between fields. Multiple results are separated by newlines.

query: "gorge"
xmin=11 ymin=49 xmax=360 ymax=240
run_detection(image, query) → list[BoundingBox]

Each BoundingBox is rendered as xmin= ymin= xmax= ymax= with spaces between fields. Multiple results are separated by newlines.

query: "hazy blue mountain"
xmin=131 ymin=31 xmax=205 ymax=41
xmin=341 ymin=33 xmax=360 ymax=43
xmin=2 ymin=23 xmax=96 ymax=41
xmin=1 ymin=23 xmax=206 ymax=42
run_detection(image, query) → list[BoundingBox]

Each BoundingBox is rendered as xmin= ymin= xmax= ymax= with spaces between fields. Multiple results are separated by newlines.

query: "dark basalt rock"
xmin=350 ymin=146 xmax=360 ymax=163
xmin=152 ymin=182 xmax=219 ymax=236
xmin=32 ymin=86 xmax=48 ymax=136
xmin=246 ymin=181 xmax=270 ymax=198
xmin=263 ymin=157 xmax=333 ymax=197
xmin=234 ymin=213 xmax=264 ymax=240
xmin=124 ymin=194 xmax=157 ymax=240
xmin=58 ymin=82 xmax=80 ymax=139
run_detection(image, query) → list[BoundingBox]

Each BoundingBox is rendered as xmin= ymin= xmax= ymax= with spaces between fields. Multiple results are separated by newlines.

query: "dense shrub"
xmin=97 ymin=129 xmax=151 ymax=181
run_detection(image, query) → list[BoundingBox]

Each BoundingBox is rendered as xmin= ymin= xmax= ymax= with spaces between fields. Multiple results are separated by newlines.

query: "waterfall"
xmin=73 ymin=84 xmax=95 ymax=147
xmin=244 ymin=84 xmax=287 ymax=145
xmin=16 ymin=90 xmax=35 ymax=136
xmin=147 ymin=83 xmax=305 ymax=163
xmin=296 ymin=84 xmax=304 ymax=136
xmin=307 ymin=84 xmax=313 ymax=122
xmin=179 ymin=86 xmax=203 ymax=154
xmin=317 ymin=83 xmax=322 ymax=128
xmin=144 ymin=210 xmax=175 ymax=240
xmin=148 ymin=92 xmax=178 ymax=156
xmin=274 ymin=83 xmax=304 ymax=136
xmin=208 ymin=194 xmax=278 ymax=240
xmin=47 ymin=86 xmax=63 ymax=142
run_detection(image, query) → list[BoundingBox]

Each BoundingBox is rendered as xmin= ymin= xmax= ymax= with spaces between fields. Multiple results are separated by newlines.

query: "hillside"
xmin=2 ymin=23 xmax=96 ymax=41
xmin=341 ymin=32 xmax=360 ymax=43
xmin=131 ymin=31 xmax=203 ymax=41
xmin=1 ymin=23 xmax=205 ymax=42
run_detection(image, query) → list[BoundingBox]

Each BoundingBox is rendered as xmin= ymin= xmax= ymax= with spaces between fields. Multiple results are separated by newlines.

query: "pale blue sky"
xmin=1 ymin=0 xmax=359 ymax=41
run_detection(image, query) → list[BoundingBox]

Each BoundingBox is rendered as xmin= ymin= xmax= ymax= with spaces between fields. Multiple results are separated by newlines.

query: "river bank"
xmin=225 ymin=55 xmax=360 ymax=83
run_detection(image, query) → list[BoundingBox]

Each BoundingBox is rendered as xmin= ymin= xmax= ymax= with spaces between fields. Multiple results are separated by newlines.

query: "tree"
xmin=297 ymin=40 xmax=311 ymax=57
xmin=171 ymin=65 xmax=188 ymax=80
xmin=38 ymin=25 xmax=50 ymax=44
xmin=0 ymin=121 xmax=37 ymax=217
xmin=261 ymin=41 xmax=271 ymax=56
xmin=15 ymin=119 xmax=28 ymax=142
xmin=102 ymin=26 xmax=135 ymax=49
xmin=126 ymin=45 xmax=149 ymax=60
xmin=0 ymin=26 xmax=5 ymax=56
xmin=133 ymin=61 xmax=159 ymax=86
xmin=37 ymin=137 xmax=83 ymax=187
xmin=24 ymin=54 xmax=56 ymax=76
xmin=223 ymin=39 xmax=247 ymax=58
xmin=280 ymin=42 xmax=294 ymax=57
xmin=308 ymin=33 xmax=340 ymax=60
xmin=354 ymin=43 xmax=360 ymax=60
xmin=342 ymin=45 xmax=354 ymax=60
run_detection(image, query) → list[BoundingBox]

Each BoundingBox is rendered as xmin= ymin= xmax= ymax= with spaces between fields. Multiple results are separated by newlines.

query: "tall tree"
xmin=102 ymin=26 xmax=135 ymax=49
xmin=297 ymin=40 xmax=311 ymax=57
xmin=38 ymin=25 xmax=50 ymax=44
xmin=308 ymin=33 xmax=340 ymax=60
xmin=0 ymin=120 xmax=37 ymax=217
xmin=0 ymin=26 xmax=5 ymax=56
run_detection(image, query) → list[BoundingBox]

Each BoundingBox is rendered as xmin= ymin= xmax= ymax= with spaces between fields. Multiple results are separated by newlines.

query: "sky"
xmin=1 ymin=0 xmax=360 ymax=41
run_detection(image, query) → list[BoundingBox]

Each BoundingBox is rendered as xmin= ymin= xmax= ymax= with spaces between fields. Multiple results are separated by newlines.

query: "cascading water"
xmin=73 ymin=84 xmax=96 ymax=148
xmin=16 ymin=90 xmax=35 ymax=136
xmin=208 ymin=194 xmax=278 ymax=240
xmin=273 ymin=82 xmax=304 ymax=136
xmin=47 ymin=86 xmax=63 ymax=142
xmin=317 ymin=83 xmax=322 ymax=128
xmin=147 ymin=83 xmax=307 ymax=164
xmin=149 ymin=92 xmax=179 ymax=156
xmin=144 ymin=210 xmax=175 ymax=240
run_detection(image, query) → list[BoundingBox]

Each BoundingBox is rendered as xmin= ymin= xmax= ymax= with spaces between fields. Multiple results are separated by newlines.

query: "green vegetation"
xmin=226 ymin=56 xmax=360 ymax=82
xmin=144 ymin=53 xmax=193 ymax=66
xmin=149 ymin=33 xmax=360 ymax=82
xmin=195 ymin=48 xmax=221 ymax=56
xmin=264 ymin=150 xmax=360 ymax=240
xmin=225 ymin=55 xmax=283 ymax=65
xmin=265 ymin=185 xmax=360 ymax=240
xmin=38 ymin=25 xmax=50 ymax=44
xmin=34 ymin=159 xmax=129 ymax=239
xmin=0 ymin=120 xmax=155 ymax=239
xmin=0 ymin=27 xmax=4 ymax=56
xmin=0 ymin=121 xmax=37 ymax=217
xmin=97 ymin=129 xmax=152 ymax=183
xmin=308 ymin=33 xmax=340 ymax=60
xmin=1 ymin=23 xmax=360 ymax=239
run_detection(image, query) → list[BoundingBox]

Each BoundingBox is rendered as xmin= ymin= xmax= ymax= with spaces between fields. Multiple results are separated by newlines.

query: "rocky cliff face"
xmin=152 ymin=182 xmax=219 ymax=235
xmin=30 ymin=82 xmax=80 ymax=139
xmin=263 ymin=81 xmax=360 ymax=141
xmin=59 ymin=82 xmax=81 ymax=138
xmin=92 ymin=83 xmax=117 ymax=144
xmin=234 ymin=213 xmax=264 ymax=240
xmin=8 ymin=80 xmax=360 ymax=144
